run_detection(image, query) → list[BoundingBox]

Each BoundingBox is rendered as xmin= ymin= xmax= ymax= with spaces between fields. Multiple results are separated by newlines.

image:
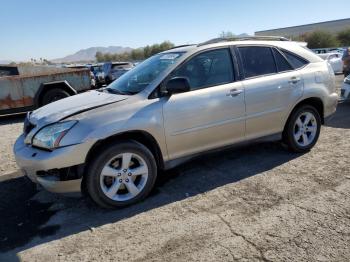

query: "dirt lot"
xmin=0 ymin=76 xmax=349 ymax=261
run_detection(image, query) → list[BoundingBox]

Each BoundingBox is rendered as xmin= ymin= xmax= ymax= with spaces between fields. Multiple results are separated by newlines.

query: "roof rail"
xmin=167 ymin=44 xmax=195 ymax=50
xmin=198 ymin=36 xmax=291 ymax=46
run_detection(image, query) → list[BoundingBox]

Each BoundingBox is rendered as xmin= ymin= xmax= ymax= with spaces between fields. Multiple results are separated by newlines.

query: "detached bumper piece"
xmin=34 ymin=165 xmax=84 ymax=195
xmin=14 ymin=134 xmax=95 ymax=195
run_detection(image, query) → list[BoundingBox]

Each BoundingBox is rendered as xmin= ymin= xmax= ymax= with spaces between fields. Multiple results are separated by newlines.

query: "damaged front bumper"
xmin=14 ymin=134 xmax=94 ymax=195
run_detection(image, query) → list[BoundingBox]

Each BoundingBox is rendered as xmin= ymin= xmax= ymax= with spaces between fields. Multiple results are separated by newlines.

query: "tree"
xmin=337 ymin=28 xmax=350 ymax=46
xmin=159 ymin=41 xmax=174 ymax=51
xmin=143 ymin=45 xmax=151 ymax=58
xmin=95 ymin=51 xmax=104 ymax=62
xmin=95 ymin=41 xmax=175 ymax=62
xmin=131 ymin=48 xmax=144 ymax=60
xmin=219 ymin=31 xmax=235 ymax=38
xmin=303 ymin=30 xmax=339 ymax=49
xmin=150 ymin=44 xmax=160 ymax=56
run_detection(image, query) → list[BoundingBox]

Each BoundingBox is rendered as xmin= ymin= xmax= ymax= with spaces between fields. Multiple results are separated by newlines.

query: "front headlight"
xmin=32 ymin=121 xmax=77 ymax=150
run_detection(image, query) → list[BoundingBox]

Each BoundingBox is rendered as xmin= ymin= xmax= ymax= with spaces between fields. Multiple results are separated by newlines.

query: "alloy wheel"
xmin=99 ymin=152 xmax=149 ymax=201
xmin=293 ymin=112 xmax=318 ymax=147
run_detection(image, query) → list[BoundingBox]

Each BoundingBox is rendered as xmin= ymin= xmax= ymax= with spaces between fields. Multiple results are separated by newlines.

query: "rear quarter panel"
xmin=282 ymin=61 xmax=337 ymax=126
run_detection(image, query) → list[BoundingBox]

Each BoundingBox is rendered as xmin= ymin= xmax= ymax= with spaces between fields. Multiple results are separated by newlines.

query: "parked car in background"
xmin=103 ymin=62 xmax=134 ymax=85
xmin=88 ymin=64 xmax=104 ymax=87
xmin=65 ymin=64 xmax=98 ymax=88
xmin=340 ymin=75 xmax=350 ymax=102
xmin=342 ymin=47 xmax=350 ymax=77
xmin=312 ymin=48 xmax=344 ymax=54
xmin=317 ymin=53 xmax=343 ymax=74
xmin=0 ymin=64 xmax=91 ymax=115
xmin=14 ymin=37 xmax=338 ymax=208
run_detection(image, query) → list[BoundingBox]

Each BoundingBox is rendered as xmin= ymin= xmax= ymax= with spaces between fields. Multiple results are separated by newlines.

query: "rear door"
xmin=237 ymin=46 xmax=304 ymax=139
xmin=162 ymin=48 xmax=245 ymax=160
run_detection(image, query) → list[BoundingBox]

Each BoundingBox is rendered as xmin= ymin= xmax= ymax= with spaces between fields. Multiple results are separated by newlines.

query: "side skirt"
xmin=163 ymin=133 xmax=282 ymax=170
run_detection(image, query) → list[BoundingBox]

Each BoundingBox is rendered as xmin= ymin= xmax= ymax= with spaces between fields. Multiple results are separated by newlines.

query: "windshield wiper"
xmin=121 ymin=90 xmax=138 ymax=95
xmin=105 ymin=88 xmax=129 ymax=95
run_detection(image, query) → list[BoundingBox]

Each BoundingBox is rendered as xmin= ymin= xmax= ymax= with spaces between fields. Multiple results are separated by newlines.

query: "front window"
xmin=169 ymin=48 xmax=234 ymax=91
xmin=107 ymin=52 xmax=184 ymax=95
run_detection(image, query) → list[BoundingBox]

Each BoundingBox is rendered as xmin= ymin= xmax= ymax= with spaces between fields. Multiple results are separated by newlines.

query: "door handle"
xmin=288 ymin=76 xmax=301 ymax=84
xmin=227 ymin=89 xmax=243 ymax=97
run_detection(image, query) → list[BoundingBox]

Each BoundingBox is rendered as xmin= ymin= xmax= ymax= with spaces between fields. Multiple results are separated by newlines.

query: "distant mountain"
xmin=52 ymin=46 xmax=133 ymax=63
xmin=236 ymin=33 xmax=250 ymax=37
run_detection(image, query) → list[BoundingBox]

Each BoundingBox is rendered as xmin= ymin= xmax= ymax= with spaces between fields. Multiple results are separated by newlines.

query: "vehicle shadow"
xmin=324 ymin=102 xmax=350 ymax=129
xmin=0 ymin=140 xmax=303 ymax=261
xmin=0 ymin=114 xmax=25 ymax=126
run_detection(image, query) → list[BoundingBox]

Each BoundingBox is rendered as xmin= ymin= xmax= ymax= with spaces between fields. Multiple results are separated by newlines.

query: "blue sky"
xmin=1 ymin=0 xmax=349 ymax=61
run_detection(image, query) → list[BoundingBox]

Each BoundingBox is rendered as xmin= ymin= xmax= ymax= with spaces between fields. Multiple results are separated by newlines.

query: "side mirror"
xmin=166 ymin=77 xmax=190 ymax=95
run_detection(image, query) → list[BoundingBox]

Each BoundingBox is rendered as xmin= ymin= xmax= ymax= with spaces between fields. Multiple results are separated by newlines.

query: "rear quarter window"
xmin=281 ymin=50 xmax=309 ymax=69
xmin=272 ymin=48 xmax=293 ymax=72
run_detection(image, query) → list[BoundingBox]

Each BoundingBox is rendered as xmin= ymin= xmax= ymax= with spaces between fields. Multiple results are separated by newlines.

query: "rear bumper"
xmin=324 ymin=92 xmax=339 ymax=118
xmin=14 ymin=135 xmax=93 ymax=194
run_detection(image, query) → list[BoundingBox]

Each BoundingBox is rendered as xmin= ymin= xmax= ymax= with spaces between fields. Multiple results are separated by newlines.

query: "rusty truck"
xmin=0 ymin=64 xmax=92 ymax=115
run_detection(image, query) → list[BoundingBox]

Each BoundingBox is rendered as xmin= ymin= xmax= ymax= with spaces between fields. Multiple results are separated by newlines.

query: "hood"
xmin=30 ymin=90 xmax=128 ymax=125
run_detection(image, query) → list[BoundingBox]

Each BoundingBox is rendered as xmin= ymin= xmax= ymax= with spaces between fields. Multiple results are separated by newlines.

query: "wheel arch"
xmin=35 ymin=80 xmax=77 ymax=107
xmin=84 ymin=130 xmax=165 ymax=172
xmin=284 ymin=97 xmax=325 ymax=132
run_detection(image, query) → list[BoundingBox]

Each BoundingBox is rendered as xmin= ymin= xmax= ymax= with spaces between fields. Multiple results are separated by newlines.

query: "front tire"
xmin=86 ymin=141 xmax=157 ymax=208
xmin=283 ymin=105 xmax=321 ymax=153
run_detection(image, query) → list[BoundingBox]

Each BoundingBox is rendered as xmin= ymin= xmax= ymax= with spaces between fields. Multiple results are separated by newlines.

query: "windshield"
xmin=107 ymin=52 xmax=184 ymax=94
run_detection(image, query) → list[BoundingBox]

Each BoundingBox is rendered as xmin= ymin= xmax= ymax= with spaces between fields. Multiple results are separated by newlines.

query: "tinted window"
xmin=273 ymin=48 xmax=293 ymax=72
xmin=171 ymin=48 xmax=234 ymax=91
xmin=238 ymin=46 xmax=276 ymax=78
xmin=281 ymin=50 xmax=308 ymax=69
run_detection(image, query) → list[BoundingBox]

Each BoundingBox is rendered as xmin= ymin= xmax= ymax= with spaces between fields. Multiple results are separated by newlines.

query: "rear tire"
xmin=86 ymin=140 xmax=157 ymax=209
xmin=283 ymin=105 xmax=321 ymax=153
xmin=42 ymin=88 xmax=70 ymax=105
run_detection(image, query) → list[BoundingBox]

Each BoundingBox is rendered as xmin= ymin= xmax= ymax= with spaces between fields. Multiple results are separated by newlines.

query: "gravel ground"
xmin=0 ymin=76 xmax=349 ymax=261
xmin=0 ymin=115 xmax=23 ymax=175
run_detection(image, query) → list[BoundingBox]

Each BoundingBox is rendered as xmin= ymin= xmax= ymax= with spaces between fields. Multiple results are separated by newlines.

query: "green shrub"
xmin=337 ymin=28 xmax=350 ymax=46
xmin=303 ymin=31 xmax=339 ymax=48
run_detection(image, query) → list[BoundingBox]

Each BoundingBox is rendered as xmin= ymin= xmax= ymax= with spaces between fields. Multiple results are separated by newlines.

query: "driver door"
xmin=162 ymin=48 xmax=246 ymax=160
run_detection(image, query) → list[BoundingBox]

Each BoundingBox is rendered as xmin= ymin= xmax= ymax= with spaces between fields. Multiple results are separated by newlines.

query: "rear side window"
xmin=238 ymin=46 xmax=276 ymax=78
xmin=272 ymin=48 xmax=293 ymax=72
xmin=281 ymin=50 xmax=308 ymax=69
